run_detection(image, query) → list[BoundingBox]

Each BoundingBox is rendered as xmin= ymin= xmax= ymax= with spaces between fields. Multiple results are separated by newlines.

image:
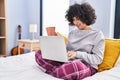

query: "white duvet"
xmin=0 ymin=52 xmax=120 ymax=80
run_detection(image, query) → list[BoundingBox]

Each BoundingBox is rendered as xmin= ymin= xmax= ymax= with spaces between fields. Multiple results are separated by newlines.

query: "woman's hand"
xmin=67 ymin=51 xmax=77 ymax=60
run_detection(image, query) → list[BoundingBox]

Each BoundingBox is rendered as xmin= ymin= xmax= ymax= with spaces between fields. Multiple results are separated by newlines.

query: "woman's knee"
xmin=35 ymin=50 xmax=42 ymax=59
xmin=35 ymin=50 xmax=44 ymax=65
xmin=51 ymin=60 xmax=90 ymax=79
xmin=50 ymin=62 xmax=77 ymax=79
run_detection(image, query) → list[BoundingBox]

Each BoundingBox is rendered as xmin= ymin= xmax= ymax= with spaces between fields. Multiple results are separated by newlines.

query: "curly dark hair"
xmin=65 ymin=2 xmax=96 ymax=26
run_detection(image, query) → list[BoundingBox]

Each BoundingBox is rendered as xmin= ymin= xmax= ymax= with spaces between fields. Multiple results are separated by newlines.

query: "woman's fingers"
xmin=67 ymin=51 xmax=76 ymax=59
xmin=67 ymin=51 xmax=73 ymax=57
xmin=67 ymin=52 xmax=72 ymax=57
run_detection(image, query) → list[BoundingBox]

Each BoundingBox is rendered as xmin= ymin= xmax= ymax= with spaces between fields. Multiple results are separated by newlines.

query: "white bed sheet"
xmin=0 ymin=52 xmax=120 ymax=80
xmin=0 ymin=52 xmax=62 ymax=80
xmin=83 ymin=56 xmax=120 ymax=80
xmin=83 ymin=67 xmax=120 ymax=80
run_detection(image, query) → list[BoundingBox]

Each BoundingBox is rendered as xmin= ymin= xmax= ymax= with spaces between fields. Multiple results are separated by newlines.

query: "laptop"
xmin=39 ymin=36 xmax=69 ymax=62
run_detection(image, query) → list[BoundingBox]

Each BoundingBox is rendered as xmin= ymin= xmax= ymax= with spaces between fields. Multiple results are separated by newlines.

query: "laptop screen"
xmin=39 ymin=36 xmax=68 ymax=62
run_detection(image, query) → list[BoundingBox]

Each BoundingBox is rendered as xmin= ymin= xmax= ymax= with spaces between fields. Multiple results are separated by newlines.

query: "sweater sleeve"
xmin=76 ymin=32 xmax=105 ymax=65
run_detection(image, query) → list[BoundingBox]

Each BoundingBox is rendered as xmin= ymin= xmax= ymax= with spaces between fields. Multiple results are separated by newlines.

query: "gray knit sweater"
xmin=66 ymin=29 xmax=105 ymax=69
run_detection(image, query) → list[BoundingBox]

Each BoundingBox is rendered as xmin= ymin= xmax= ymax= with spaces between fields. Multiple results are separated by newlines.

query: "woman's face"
xmin=73 ymin=17 xmax=86 ymax=30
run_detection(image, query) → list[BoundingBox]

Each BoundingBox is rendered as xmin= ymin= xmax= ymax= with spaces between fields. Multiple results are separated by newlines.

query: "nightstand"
xmin=18 ymin=39 xmax=40 ymax=54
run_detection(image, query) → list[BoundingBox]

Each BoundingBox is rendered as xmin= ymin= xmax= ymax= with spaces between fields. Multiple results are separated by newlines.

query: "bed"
xmin=0 ymin=52 xmax=120 ymax=80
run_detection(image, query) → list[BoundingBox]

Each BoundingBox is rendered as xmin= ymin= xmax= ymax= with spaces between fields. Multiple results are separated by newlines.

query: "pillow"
xmin=98 ymin=39 xmax=120 ymax=72
xmin=56 ymin=32 xmax=68 ymax=44
xmin=114 ymin=56 xmax=120 ymax=67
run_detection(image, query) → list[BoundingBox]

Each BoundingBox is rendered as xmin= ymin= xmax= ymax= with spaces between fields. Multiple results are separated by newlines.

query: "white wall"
xmin=70 ymin=0 xmax=116 ymax=38
xmin=42 ymin=0 xmax=69 ymax=36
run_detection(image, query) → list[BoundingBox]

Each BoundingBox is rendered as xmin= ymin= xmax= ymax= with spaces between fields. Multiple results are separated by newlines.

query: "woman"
xmin=35 ymin=2 xmax=105 ymax=80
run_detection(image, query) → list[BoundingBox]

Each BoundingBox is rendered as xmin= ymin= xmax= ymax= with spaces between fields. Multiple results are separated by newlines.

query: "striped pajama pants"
xmin=35 ymin=50 xmax=97 ymax=80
